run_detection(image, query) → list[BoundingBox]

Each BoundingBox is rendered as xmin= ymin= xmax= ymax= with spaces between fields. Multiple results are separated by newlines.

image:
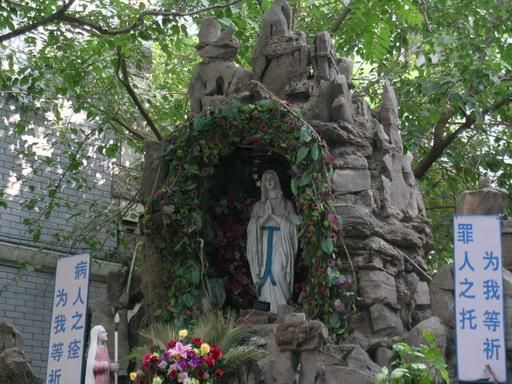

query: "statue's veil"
xmin=260 ymin=170 xmax=283 ymax=201
xmin=84 ymin=325 xmax=105 ymax=384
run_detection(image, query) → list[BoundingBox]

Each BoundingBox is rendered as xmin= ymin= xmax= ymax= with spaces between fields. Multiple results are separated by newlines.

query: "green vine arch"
xmin=146 ymin=97 xmax=356 ymax=333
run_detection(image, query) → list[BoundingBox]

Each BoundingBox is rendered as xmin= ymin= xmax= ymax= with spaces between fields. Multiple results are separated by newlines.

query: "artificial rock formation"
xmin=145 ymin=0 xmax=434 ymax=381
xmin=189 ymin=17 xmax=253 ymax=114
xmin=193 ymin=0 xmax=430 ymax=373
xmin=0 ymin=321 xmax=39 ymax=384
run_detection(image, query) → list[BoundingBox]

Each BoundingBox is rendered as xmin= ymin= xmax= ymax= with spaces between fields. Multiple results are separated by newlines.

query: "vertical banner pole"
xmin=114 ymin=312 xmax=119 ymax=384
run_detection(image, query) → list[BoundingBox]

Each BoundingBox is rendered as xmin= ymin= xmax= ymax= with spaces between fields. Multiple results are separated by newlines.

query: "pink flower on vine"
xmin=154 ymin=190 xmax=166 ymax=200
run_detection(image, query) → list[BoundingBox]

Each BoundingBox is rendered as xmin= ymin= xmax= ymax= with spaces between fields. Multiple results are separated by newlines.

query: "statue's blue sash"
xmin=257 ymin=226 xmax=280 ymax=296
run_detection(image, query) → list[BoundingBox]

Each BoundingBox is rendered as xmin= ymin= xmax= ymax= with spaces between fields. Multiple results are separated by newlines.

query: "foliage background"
xmin=1 ymin=0 xmax=511 ymax=267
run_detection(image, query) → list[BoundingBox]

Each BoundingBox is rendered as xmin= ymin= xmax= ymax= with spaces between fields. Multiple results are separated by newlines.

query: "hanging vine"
xmin=145 ymin=97 xmax=356 ymax=333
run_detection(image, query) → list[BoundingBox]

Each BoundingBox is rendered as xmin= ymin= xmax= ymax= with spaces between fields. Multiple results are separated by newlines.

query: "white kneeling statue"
xmin=247 ymin=170 xmax=298 ymax=313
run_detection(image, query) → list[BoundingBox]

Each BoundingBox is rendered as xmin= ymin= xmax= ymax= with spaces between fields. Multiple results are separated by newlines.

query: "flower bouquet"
xmin=131 ymin=330 xmax=226 ymax=384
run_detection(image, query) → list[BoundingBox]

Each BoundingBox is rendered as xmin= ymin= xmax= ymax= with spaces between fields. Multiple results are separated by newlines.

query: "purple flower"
xmin=336 ymin=277 xmax=351 ymax=287
xmin=166 ymin=135 xmax=176 ymax=144
xmin=177 ymin=358 xmax=189 ymax=370
xmin=334 ymin=299 xmax=345 ymax=312
xmin=328 ymin=258 xmax=336 ymax=267
xmin=326 ymin=152 xmax=336 ymax=164
xmin=190 ymin=357 xmax=203 ymax=368
xmin=187 ymin=350 xmax=197 ymax=359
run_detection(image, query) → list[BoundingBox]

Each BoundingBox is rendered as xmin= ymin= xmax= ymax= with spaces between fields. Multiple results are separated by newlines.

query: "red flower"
xmin=248 ymin=136 xmax=261 ymax=145
xmin=150 ymin=354 xmax=158 ymax=363
xmin=215 ymin=368 xmax=225 ymax=377
xmin=167 ymin=340 xmax=177 ymax=349
xmin=210 ymin=345 xmax=223 ymax=359
xmin=204 ymin=356 xmax=216 ymax=366
xmin=168 ymin=370 xmax=177 ymax=379
xmin=192 ymin=337 xmax=202 ymax=347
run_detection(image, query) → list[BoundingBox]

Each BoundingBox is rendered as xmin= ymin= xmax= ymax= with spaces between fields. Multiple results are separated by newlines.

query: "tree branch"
xmin=331 ymin=1 xmax=353 ymax=34
xmin=92 ymin=106 xmax=146 ymax=141
xmin=414 ymin=92 xmax=512 ymax=179
xmin=432 ymin=106 xmax=455 ymax=146
xmin=116 ymin=48 xmax=163 ymax=141
xmin=0 ymin=0 xmax=76 ymax=43
xmin=1 ymin=0 xmax=241 ymax=42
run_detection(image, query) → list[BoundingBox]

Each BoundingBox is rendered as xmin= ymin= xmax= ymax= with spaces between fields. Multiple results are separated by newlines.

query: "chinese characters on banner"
xmin=454 ymin=215 xmax=507 ymax=382
xmin=46 ymin=254 xmax=90 ymax=384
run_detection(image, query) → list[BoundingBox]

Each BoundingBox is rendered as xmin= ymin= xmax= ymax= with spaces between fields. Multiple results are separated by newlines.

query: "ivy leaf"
xmin=193 ymin=115 xmax=208 ymax=130
xmin=183 ymin=180 xmax=197 ymax=190
xmin=321 ymin=238 xmax=334 ymax=254
xmin=291 ymin=178 xmax=298 ymax=196
xmin=300 ymin=126 xmax=312 ymax=142
xmin=311 ymin=143 xmax=319 ymax=160
xmin=182 ymin=293 xmax=194 ymax=307
xmin=328 ymin=312 xmax=341 ymax=328
xmin=297 ymin=147 xmax=309 ymax=162
xmin=299 ymin=170 xmax=312 ymax=186
xmin=226 ymin=101 xmax=242 ymax=119
xmin=190 ymin=269 xmax=200 ymax=285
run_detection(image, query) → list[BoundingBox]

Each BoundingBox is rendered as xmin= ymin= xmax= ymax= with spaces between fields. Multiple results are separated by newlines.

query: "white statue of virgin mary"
xmin=247 ymin=170 xmax=298 ymax=313
xmin=85 ymin=325 xmax=118 ymax=384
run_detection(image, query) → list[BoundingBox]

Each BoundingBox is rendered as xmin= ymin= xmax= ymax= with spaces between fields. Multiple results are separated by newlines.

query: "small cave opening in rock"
xmin=202 ymin=146 xmax=301 ymax=313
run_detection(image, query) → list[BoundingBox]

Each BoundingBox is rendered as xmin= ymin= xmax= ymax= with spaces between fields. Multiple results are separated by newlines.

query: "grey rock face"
xmin=0 ymin=322 xmax=39 ymax=384
xmin=333 ymin=168 xmax=371 ymax=195
xmin=359 ymin=270 xmax=398 ymax=306
xmin=377 ymin=80 xmax=402 ymax=150
xmin=503 ymin=219 xmax=512 ymax=270
xmin=456 ymin=187 xmax=508 ymax=215
xmin=0 ymin=349 xmax=40 ymax=384
xmin=414 ymin=281 xmax=431 ymax=306
xmin=374 ymin=346 xmax=395 ymax=367
xmin=369 ymin=303 xmax=404 ymax=336
xmin=429 ymin=264 xmax=455 ymax=328
xmin=405 ymin=316 xmax=448 ymax=355
xmin=189 ymin=17 xmax=253 ymax=114
xmin=324 ymin=366 xmax=374 ymax=384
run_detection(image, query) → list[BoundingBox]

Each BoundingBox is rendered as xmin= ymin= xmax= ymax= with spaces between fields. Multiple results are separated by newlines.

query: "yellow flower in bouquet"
xmin=200 ymin=343 xmax=210 ymax=355
xmin=178 ymin=329 xmax=188 ymax=339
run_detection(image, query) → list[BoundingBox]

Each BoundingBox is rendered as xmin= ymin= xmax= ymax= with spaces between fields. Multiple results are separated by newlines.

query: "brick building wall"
xmin=0 ymin=95 xmax=118 ymax=252
xmin=0 ymin=94 xmax=126 ymax=381
xmin=0 ymin=261 xmax=109 ymax=379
